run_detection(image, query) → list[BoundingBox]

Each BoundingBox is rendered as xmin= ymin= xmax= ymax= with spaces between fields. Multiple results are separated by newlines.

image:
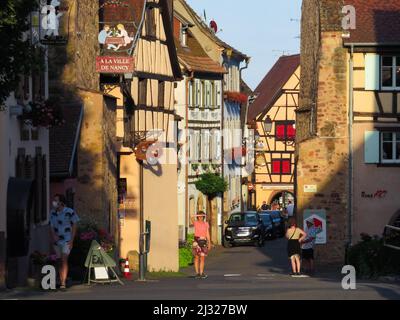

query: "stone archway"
xmin=268 ymin=191 xmax=295 ymax=209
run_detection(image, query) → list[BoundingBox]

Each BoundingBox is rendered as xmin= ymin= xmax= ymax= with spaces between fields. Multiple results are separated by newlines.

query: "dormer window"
xmin=180 ymin=24 xmax=189 ymax=47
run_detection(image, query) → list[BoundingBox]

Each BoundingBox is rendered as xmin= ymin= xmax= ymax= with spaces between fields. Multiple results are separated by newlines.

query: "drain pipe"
xmin=347 ymin=45 xmax=354 ymax=256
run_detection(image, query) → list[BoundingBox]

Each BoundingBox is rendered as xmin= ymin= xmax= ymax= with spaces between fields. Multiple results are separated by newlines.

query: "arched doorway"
xmin=269 ymin=191 xmax=294 ymax=209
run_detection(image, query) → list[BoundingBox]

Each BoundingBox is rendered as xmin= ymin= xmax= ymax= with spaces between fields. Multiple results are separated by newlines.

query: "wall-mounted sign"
xmin=98 ymin=0 xmax=140 ymax=55
xmin=304 ymin=185 xmax=317 ymax=193
xmin=96 ymin=56 xmax=135 ymax=73
xmin=303 ymin=209 xmax=327 ymax=245
xmin=39 ymin=0 xmax=68 ymax=45
xmin=361 ymin=190 xmax=388 ymax=199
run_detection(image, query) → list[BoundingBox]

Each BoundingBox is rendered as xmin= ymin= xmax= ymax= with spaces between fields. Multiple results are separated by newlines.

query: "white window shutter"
xmin=364 ymin=131 xmax=380 ymax=163
xmin=365 ymin=53 xmax=380 ymax=91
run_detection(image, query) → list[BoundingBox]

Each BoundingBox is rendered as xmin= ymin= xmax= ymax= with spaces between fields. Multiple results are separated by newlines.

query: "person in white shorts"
xmin=49 ymin=194 xmax=80 ymax=290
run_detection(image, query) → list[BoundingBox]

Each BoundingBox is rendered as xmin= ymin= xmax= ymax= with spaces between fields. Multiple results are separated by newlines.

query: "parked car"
xmin=259 ymin=212 xmax=276 ymax=239
xmin=224 ymin=212 xmax=265 ymax=247
xmin=261 ymin=210 xmax=286 ymax=237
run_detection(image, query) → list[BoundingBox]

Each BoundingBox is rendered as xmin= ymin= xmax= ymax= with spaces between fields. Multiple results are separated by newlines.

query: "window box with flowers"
xmin=18 ymin=98 xmax=65 ymax=140
xmin=224 ymin=92 xmax=248 ymax=104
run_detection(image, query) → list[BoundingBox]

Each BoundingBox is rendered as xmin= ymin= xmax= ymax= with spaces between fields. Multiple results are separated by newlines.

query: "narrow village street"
xmin=1 ymin=239 xmax=399 ymax=300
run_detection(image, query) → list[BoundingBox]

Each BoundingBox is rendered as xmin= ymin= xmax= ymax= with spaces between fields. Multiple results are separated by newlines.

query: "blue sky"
xmin=186 ymin=0 xmax=302 ymax=90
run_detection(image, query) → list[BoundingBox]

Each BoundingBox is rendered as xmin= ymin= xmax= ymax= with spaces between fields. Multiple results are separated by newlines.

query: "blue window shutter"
xmin=365 ymin=54 xmax=380 ymax=91
xmin=364 ymin=131 xmax=380 ymax=163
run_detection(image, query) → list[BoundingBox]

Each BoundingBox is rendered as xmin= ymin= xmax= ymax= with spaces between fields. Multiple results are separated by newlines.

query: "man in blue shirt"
xmin=49 ymin=194 xmax=80 ymax=289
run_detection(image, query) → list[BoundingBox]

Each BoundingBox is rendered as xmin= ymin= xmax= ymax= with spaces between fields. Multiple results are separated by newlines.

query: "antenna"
xmin=272 ymin=49 xmax=293 ymax=56
xmin=203 ymin=9 xmax=207 ymax=23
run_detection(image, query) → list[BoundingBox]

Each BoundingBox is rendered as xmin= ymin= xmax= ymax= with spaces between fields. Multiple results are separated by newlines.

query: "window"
xmin=216 ymin=81 xmax=222 ymax=108
xmin=211 ymin=81 xmax=216 ymax=108
xmin=271 ymin=159 xmax=291 ymax=174
xmin=188 ymin=80 xmax=193 ymax=107
xmin=381 ymin=132 xmax=400 ymax=163
xmin=202 ymin=130 xmax=210 ymax=161
xmin=381 ymin=56 xmax=400 ymax=89
xmin=275 ymin=122 xmax=296 ymax=141
xmin=194 ymin=79 xmax=200 ymax=107
xmin=200 ymin=80 xmax=205 ymax=108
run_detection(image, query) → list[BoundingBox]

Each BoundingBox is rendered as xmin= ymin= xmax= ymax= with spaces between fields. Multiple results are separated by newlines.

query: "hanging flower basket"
xmin=19 ymin=99 xmax=65 ymax=129
xmin=224 ymin=92 xmax=248 ymax=104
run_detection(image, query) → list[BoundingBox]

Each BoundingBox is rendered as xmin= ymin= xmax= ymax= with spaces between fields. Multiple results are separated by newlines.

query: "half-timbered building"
xmin=99 ymin=0 xmax=183 ymax=272
xmin=248 ymin=54 xmax=300 ymax=209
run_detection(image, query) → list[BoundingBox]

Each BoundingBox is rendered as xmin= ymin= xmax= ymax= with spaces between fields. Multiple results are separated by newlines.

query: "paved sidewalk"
xmin=1 ymin=238 xmax=399 ymax=300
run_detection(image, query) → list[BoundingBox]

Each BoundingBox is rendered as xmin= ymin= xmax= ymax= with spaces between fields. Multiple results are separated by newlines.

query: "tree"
xmin=195 ymin=173 xmax=228 ymax=244
xmin=0 ymin=0 xmax=39 ymax=106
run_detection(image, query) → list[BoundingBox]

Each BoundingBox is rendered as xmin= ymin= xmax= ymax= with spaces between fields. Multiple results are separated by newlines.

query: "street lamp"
xmin=262 ymin=115 xmax=273 ymax=134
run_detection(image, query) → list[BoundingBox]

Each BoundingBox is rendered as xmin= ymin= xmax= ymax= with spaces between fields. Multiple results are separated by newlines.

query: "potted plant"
xmin=201 ymin=164 xmax=210 ymax=172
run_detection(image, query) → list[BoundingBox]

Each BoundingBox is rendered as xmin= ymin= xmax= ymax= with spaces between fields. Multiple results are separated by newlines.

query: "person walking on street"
xmin=49 ymin=194 xmax=80 ymax=290
xmin=192 ymin=211 xmax=211 ymax=279
xmin=301 ymin=220 xmax=318 ymax=275
xmin=286 ymin=217 xmax=307 ymax=277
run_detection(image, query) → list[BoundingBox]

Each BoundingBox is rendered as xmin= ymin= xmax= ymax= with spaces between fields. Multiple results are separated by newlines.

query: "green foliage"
xmin=0 ymin=0 xmax=40 ymax=105
xmin=195 ymin=173 xmax=227 ymax=199
xmin=347 ymin=233 xmax=400 ymax=278
xmin=179 ymin=234 xmax=194 ymax=269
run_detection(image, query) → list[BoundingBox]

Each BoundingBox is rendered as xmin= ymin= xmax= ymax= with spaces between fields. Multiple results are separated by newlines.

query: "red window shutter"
xmin=276 ymin=125 xmax=285 ymax=140
xmin=272 ymin=160 xmax=281 ymax=174
xmin=282 ymin=160 xmax=291 ymax=174
xmin=287 ymin=125 xmax=296 ymax=140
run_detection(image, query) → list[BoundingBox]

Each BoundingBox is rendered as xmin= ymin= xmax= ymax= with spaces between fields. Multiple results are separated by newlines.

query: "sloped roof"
xmin=175 ymin=31 xmax=227 ymax=74
xmin=178 ymin=0 xmax=249 ymax=61
xmin=248 ymin=54 xmax=300 ymax=122
xmin=344 ymin=0 xmax=400 ymax=45
xmin=240 ymin=79 xmax=253 ymax=96
xmin=50 ymin=104 xmax=83 ymax=177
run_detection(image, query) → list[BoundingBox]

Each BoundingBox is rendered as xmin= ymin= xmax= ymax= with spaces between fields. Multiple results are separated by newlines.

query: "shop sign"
xmin=303 ymin=209 xmax=327 ymax=245
xmin=304 ymin=185 xmax=317 ymax=193
xmin=96 ymin=56 xmax=135 ymax=73
xmin=361 ymin=190 xmax=388 ymax=199
xmin=39 ymin=0 xmax=68 ymax=45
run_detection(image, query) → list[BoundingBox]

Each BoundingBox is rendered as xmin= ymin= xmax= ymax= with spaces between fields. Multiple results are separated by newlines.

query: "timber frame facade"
xmin=248 ymin=55 xmax=300 ymax=208
xmin=100 ymin=0 xmax=183 ymax=272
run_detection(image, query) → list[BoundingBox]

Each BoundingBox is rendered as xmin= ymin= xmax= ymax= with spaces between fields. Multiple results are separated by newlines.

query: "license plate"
xmin=237 ymin=232 xmax=249 ymax=237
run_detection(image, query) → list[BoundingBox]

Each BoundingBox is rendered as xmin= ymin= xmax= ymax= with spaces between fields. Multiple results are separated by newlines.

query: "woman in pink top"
xmin=192 ymin=211 xmax=211 ymax=279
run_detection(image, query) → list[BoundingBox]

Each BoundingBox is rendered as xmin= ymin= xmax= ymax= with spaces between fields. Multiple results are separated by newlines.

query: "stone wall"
xmin=48 ymin=0 xmax=99 ymax=100
xmin=297 ymin=0 xmax=349 ymax=264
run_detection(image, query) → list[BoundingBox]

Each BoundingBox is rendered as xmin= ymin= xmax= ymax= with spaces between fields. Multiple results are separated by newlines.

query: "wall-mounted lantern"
xmin=262 ymin=115 xmax=273 ymax=134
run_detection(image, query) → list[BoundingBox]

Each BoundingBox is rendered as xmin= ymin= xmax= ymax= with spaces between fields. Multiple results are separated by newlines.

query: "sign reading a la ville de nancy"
xmin=96 ymin=56 xmax=135 ymax=73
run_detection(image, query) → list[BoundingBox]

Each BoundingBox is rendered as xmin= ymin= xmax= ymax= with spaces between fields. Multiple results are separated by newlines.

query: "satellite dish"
xmin=210 ymin=20 xmax=218 ymax=33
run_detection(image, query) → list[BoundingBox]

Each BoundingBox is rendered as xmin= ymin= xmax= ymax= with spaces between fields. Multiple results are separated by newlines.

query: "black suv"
xmin=224 ymin=212 xmax=265 ymax=247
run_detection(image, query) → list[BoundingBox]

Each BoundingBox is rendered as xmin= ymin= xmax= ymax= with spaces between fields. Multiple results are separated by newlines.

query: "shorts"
xmin=302 ymin=248 xmax=314 ymax=260
xmin=192 ymin=238 xmax=209 ymax=257
xmin=287 ymin=239 xmax=301 ymax=259
xmin=53 ymin=242 xmax=71 ymax=258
